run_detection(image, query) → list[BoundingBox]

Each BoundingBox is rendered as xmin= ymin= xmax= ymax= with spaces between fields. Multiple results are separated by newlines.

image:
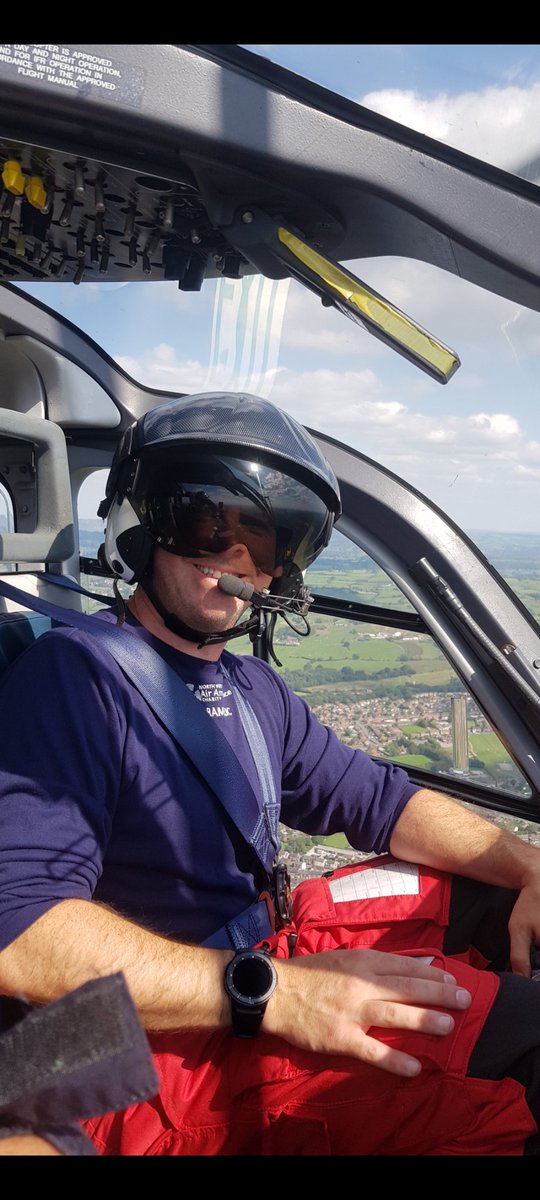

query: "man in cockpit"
xmin=1 ymin=391 xmax=540 ymax=1156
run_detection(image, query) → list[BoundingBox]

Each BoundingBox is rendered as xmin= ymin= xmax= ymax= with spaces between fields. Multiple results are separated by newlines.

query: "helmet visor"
xmin=139 ymin=454 xmax=332 ymax=576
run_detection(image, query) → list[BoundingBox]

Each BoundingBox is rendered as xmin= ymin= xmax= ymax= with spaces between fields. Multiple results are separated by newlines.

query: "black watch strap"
xmin=230 ymin=999 xmax=268 ymax=1038
xmin=224 ymin=949 xmax=278 ymax=1039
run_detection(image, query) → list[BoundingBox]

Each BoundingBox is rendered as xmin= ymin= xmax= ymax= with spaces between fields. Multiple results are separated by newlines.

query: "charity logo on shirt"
xmin=185 ymin=680 xmax=234 ymax=719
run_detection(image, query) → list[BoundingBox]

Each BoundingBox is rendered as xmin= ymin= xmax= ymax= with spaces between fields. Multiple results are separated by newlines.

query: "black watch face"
xmin=226 ymin=952 xmax=276 ymax=1007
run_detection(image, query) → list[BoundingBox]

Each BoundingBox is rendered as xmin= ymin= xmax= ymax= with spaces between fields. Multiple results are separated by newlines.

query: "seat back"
xmin=0 ymin=608 xmax=51 ymax=675
xmin=0 ymin=572 xmax=84 ymax=676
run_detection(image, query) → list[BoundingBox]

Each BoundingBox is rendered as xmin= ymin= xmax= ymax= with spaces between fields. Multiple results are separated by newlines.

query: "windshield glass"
xmin=15 ymin=43 xmax=540 ymax=617
xmin=242 ymin=44 xmax=540 ymax=185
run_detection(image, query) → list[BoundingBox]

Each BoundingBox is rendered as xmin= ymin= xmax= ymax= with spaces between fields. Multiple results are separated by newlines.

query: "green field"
xmin=469 ymin=732 xmax=511 ymax=765
xmin=275 ymin=609 xmax=455 ymax=693
xmin=306 ymin=568 xmax=540 ymax=625
xmin=313 ymin=832 xmax=353 ymax=849
xmin=273 ymin=567 xmax=540 ymax=700
xmin=393 ymin=754 xmax=435 ymax=768
xmin=306 ymin=569 xmax=414 ymax=611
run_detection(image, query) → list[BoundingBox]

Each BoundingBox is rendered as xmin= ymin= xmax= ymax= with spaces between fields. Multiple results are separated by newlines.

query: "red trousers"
xmin=84 ymin=858 xmax=538 ymax=1155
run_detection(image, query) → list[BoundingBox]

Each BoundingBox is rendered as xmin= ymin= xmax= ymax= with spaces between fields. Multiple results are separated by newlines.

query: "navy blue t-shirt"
xmin=0 ymin=611 xmax=419 ymax=948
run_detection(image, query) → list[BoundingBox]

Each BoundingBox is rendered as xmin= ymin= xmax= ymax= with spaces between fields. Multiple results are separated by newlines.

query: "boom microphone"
xmin=217 ymin=573 xmax=270 ymax=605
xmin=217 ymin=572 xmax=313 ymax=616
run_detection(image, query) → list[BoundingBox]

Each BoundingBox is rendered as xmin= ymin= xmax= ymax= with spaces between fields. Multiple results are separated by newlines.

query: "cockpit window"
xmin=241 ymin=44 xmax=540 ymax=186
xmin=9 ymin=45 xmax=540 ymax=631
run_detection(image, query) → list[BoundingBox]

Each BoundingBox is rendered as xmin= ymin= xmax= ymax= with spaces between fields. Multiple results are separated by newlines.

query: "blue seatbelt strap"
xmin=202 ymin=897 xmax=274 ymax=950
xmin=0 ymin=576 xmax=278 ymax=947
xmin=223 ymin=665 xmax=280 ymax=871
xmin=34 ymin=571 xmax=118 ymax=605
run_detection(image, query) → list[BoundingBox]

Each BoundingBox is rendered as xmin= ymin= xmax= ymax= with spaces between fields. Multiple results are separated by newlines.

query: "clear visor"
xmin=139 ymin=454 xmax=332 ymax=576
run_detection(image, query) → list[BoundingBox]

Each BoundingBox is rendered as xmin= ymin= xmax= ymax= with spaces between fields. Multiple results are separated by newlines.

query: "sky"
xmin=19 ymin=44 xmax=540 ymax=533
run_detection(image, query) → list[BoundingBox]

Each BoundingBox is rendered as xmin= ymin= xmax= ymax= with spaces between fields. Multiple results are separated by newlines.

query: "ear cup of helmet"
xmin=100 ymin=496 xmax=154 ymax=584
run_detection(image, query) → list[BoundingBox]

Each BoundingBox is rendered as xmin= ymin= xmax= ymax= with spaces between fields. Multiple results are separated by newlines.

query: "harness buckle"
xmin=271 ymin=859 xmax=293 ymax=929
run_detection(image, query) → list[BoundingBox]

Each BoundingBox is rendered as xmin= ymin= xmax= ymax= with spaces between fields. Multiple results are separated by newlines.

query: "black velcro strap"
xmin=0 ymin=973 xmax=158 ymax=1126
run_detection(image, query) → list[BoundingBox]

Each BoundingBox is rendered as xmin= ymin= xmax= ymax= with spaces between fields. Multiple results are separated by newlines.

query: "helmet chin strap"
xmin=139 ymin=579 xmax=261 ymax=648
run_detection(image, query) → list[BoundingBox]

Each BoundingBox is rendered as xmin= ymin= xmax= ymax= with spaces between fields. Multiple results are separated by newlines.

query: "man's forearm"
xmin=0 ymin=1134 xmax=62 ymax=1155
xmin=0 ymin=899 xmax=232 ymax=1031
xmin=0 ymin=892 xmax=479 ymax=1075
xmin=390 ymin=787 xmax=540 ymax=889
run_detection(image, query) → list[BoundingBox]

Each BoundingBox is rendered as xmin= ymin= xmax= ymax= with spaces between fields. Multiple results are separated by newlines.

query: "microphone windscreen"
xmin=217 ymin=573 xmax=254 ymax=601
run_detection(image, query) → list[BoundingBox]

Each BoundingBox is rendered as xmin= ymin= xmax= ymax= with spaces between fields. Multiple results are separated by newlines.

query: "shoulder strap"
xmin=222 ymin=663 xmax=280 ymax=870
xmin=0 ymin=577 xmax=277 ymax=877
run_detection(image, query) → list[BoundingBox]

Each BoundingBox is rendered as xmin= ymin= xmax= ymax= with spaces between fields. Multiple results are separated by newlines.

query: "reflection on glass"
xmin=0 ymin=483 xmax=16 ymax=575
xmin=0 ymin=483 xmax=14 ymax=535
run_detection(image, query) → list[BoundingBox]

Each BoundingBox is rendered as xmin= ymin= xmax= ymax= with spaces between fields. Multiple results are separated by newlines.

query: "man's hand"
xmin=263 ymin=947 xmax=471 ymax=1076
xmin=390 ymin=787 xmax=540 ymax=983
xmin=508 ymin=872 xmax=540 ymax=977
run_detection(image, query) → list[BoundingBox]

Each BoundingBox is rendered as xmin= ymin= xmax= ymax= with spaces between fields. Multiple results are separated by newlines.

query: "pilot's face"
xmin=150 ymin=537 xmax=274 ymax=639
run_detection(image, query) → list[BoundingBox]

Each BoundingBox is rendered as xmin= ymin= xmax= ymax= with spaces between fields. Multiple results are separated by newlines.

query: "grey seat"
xmin=0 ymin=608 xmax=51 ymax=675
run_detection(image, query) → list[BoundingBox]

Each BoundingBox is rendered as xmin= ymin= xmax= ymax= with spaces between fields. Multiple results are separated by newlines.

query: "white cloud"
xmin=116 ymin=347 xmax=210 ymax=393
xmin=118 ymin=342 xmax=534 ymax=484
xmin=254 ymin=364 xmax=540 ymax=526
xmin=280 ymin=285 xmax=387 ymax=358
xmin=516 ymin=463 xmax=540 ymax=477
xmin=82 ymin=339 xmax=540 ymax=527
xmin=426 ymin=429 xmax=455 ymax=443
xmin=468 ymin=413 xmax=522 ymax=440
xmin=270 ymin=367 xmax=519 ymax=460
xmin=354 ymin=259 xmax=536 ymax=354
xmin=277 ymin=261 xmax=539 ymax=377
xmin=359 ymin=83 xmax=540 ymax=178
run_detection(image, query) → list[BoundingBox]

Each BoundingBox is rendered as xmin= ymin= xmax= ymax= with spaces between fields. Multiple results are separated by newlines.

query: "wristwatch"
xmin=224 ymin=948 xmax=278 ymax=1038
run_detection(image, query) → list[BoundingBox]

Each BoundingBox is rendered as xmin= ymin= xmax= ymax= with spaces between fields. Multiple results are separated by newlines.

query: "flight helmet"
xmin=98 ymin=391 xmax=341 ymax=643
